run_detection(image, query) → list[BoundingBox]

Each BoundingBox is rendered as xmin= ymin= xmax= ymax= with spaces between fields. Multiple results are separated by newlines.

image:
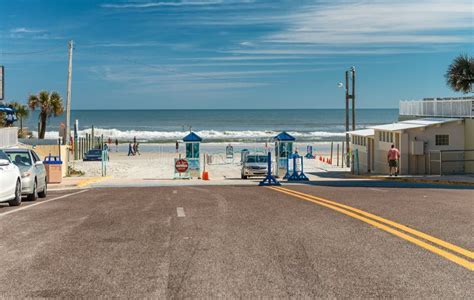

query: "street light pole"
xmin=339 ymin=66 xmax=356 ymax=167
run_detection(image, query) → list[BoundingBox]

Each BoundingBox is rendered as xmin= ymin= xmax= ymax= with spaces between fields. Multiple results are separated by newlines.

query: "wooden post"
xmin=58 ymin=138 xmax=61 ymax=161
xmin=87 ymin=133 xmax=90 ymax=152
xmin=337 ymin=143 xmax=340 ymax=166
xmin=91 ymin=125 xmax=95 ymax=149
xmin=330 ymin=141 xmax=333 ymax=165
xmin=342 ymin=141 xmax=345 ymax=168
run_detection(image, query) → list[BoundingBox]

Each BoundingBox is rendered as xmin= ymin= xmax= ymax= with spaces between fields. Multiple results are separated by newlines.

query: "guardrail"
xmin=0 ymin=127 xmax=18 ymax=148
xmin=400 ymin=99 xmax=474 ymax=118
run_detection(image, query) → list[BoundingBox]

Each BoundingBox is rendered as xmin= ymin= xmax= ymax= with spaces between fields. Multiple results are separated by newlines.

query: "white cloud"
xmin=101 ymin=0 xmax=253 ymax=9
xmin=265 ymin=0 xmax=473 ymax=45
xmin=10 ymin=27 xmax=45 ymax=33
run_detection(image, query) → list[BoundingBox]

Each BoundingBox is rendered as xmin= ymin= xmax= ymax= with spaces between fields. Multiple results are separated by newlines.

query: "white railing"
xmin=0 ymin=127 xmax=18 ymax=148
xmin=400 ymin=99 xmax=473 ymax=118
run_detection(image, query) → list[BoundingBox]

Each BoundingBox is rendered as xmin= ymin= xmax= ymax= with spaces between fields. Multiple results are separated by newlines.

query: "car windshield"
xmin=0 ymin=150 xmax=10 ymax=161
xmin=245 ymin=155 xmax=268 ymax=163
xmin=6 ymin=151 xmax=32 ymax=167
xmin=89 ymin=150 xmax=102 ymax=155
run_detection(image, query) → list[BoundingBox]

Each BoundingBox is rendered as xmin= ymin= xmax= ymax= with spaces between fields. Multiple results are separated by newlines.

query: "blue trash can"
xmin=43 ymin=155 xmax=63 ymax=183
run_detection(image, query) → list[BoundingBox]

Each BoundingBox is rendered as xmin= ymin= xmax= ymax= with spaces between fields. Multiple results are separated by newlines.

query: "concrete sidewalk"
xmin=349 ymin=174 xmax=474 ymax=186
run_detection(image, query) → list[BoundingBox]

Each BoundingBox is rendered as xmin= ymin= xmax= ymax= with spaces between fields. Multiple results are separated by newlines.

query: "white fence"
xmin=400 ymin=99 xmax=473 ymax=118
xmin=0 ymin=127 xmax=18 ymax=148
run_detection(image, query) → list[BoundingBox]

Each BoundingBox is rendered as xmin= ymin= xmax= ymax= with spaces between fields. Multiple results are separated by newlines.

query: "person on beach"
xmin=128 ymin=142 xmax=134 ymax=156
xmin=133 ymin=136 xmax=137 ymax=144
xmin=175 ymin=140 xmax=179 ymax=153
xmin=115 ymin=139 xmax=119 ymax=152
xmin=387 ymin=144 xmax=400 ymax=176
xmin=135 ymin=143 xmax=141 ymax=155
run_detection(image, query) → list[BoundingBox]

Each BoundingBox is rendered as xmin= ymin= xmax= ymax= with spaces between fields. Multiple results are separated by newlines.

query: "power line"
xmin=0 ymin=46 xmax=64 ymax=56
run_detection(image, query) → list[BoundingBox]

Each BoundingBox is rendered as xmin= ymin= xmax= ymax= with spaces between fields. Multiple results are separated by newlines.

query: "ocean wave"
xmin=35 ymin=128 xmax=346 ymax=141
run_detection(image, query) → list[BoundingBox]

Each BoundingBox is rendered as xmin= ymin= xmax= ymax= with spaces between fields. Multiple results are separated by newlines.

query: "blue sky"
xmin=0 ymin=0 xmax=472 ymax=109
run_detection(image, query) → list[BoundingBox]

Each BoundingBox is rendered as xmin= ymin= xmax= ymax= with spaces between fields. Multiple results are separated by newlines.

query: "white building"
xmin=349 ymin=118 xmax=474 ymax=174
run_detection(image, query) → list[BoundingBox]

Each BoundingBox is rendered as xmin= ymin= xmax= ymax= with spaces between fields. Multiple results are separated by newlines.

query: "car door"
xmin=31 ymin=151 xmax=46 ymax=190
xmin=0 ymin=152 xmax=16 ymax=200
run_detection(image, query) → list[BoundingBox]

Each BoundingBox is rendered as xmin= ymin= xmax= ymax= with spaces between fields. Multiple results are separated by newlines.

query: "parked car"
xmin=4 ymin=149 xmax=47 ymax=201
xmin=241 ymin=153 xmax=268 ymax=179
xmin=83 ymin=149 xmax=103 ymax=161
xmin=0 ymin=150 xmax=22 ymax=206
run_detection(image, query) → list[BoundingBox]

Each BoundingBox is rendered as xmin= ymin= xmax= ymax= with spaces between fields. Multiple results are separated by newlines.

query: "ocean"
xmin=24 ymin=109 xmax=398 ymax=143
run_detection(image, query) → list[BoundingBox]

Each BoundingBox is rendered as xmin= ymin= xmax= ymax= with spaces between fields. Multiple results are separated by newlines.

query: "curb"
xmin=76 ymin=176 xmax=112 ymax=188
xmin=345 ymin=174 xmax=474 ymax=186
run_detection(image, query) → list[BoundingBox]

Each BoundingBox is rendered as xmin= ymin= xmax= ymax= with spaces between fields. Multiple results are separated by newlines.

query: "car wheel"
xmin=38 ymin=179 xmax=47 ymax=198
xmin=27 ymin=180 xmax=38 ymax=201
xmin=8 ymin=180 xmax=22 ymax=206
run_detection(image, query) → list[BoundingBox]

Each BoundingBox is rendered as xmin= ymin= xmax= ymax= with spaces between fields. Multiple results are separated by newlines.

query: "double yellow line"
xmin=269 ymin=186 xmax=474 ymax=271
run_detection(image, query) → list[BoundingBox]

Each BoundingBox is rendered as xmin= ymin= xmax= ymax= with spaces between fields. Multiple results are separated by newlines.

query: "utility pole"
xmin=65 ymin=40 xmax=73 ymax=145
xmin=351 ymin=66 xmax=356 ymax=131
xmin=345 ymin=70 xmax=350 ymax=166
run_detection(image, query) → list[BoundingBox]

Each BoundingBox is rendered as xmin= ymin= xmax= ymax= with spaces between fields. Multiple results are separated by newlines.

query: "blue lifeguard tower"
xmin=274 ymin=131 xmax=295 ymax=177
xmin=183 ymin=132 xmax=202 ymax=177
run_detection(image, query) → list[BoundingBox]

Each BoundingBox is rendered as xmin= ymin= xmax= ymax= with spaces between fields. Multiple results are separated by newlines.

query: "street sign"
xmin=0 ymin=66 xmax=4 ymax=100
xmin=175 ymin=159 xmax=189 ymax=173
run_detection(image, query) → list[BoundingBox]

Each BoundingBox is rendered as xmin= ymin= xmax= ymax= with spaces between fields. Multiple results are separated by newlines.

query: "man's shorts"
xmin=389 ymin=160 xmax=398 ymax=167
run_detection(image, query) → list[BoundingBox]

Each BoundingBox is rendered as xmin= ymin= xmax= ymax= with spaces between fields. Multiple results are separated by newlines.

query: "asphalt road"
xmin=0 ymin=184 xmax=472 ymax=298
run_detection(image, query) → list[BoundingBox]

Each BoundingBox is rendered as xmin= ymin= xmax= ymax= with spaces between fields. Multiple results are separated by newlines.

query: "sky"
xmin=0 ymin=0 xmax=472 ymax=109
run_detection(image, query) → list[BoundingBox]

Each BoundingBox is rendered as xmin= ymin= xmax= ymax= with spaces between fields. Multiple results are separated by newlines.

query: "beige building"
xmin=347 ymin=129 xmax=374 ymax=174
xmin=349 ymin=118 xmax=467 ymax=175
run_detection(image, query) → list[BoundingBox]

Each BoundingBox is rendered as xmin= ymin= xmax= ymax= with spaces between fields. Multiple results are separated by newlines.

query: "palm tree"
xmin=28 ymin=91 xmax=64 ymax=139
xmin=9 ymin=101 xmax=29 ymax=137
xmin=445 ymin=54 xmax=474 ymax=94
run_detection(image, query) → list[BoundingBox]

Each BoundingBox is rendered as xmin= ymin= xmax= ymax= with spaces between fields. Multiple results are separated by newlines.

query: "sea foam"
xmin=36 ymin=128 xmax=345 ymax=142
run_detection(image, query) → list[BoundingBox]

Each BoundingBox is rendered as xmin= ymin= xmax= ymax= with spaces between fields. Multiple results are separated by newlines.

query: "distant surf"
xmin=37 ymin=128 xmax=347 ymax=142
xmin=25 ymin=109 xmax=398 ymax=143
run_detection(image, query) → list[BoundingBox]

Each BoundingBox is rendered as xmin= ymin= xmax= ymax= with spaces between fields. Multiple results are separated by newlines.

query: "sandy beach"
xmin=72 ymin=142 xmax=342 ymax=180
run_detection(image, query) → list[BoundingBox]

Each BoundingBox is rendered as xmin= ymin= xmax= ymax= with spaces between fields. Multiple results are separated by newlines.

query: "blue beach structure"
xmin=274 ymin=131 xmax=295 ymax=176
xmin=183 ymin=131 xmax=202 ymax=159
xmin=183 ymin=131 xmax=202 ymax=178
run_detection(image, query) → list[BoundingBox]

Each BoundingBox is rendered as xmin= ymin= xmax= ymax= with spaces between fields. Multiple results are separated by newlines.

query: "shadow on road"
xmin=296 ymin=174 xmax=474 ymax=190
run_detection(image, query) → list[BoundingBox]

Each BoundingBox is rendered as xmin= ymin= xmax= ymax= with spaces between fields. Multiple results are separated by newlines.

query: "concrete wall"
xmin=351 ymin=143 xmax=369 ymax=174
xmin=465 ymin=119 xmax=474 ymax=173
xmin=373 ymin=131 xmax=393 ymax=174
xmin=406 ymin=120 xmax=464 ymax=174
xmin=0 ymin=127 xmax=18 ymax=148
xmin=22 ymin=144 xmax=70 ymax=177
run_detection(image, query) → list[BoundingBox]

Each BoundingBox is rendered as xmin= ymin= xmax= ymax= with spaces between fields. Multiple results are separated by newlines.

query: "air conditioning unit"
xmin=411 ymin=140 xmax=424 ymax=155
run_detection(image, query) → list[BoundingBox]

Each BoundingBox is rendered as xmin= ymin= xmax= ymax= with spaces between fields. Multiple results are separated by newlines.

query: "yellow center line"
xmin=269 ymin=187 xmax=473 ymax=271
xmin=275 ymin=186 xmax=474 ymax=260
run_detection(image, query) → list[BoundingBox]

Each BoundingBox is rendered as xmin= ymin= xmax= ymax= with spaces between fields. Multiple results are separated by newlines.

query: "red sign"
xmin=175 ymin=159 xmax=189 ymax=173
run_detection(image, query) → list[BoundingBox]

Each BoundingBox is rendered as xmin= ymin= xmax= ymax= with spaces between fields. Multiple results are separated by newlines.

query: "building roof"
xmin=274 ymin=131 xmax=295 ymax=141
xmin=347 ymin=129 xmax=374 ymax=137
xmin=370 ymin=118 xmax=462 ymax=132
xmin=183 ymin=132 xmax=202 ymax=142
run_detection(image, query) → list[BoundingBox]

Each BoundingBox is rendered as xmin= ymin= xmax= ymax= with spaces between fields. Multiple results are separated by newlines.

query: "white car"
xmin=0 ymin=150 xmax=22 ymax=206
xmin=5 ymin=149 xmax=48 ymax=201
